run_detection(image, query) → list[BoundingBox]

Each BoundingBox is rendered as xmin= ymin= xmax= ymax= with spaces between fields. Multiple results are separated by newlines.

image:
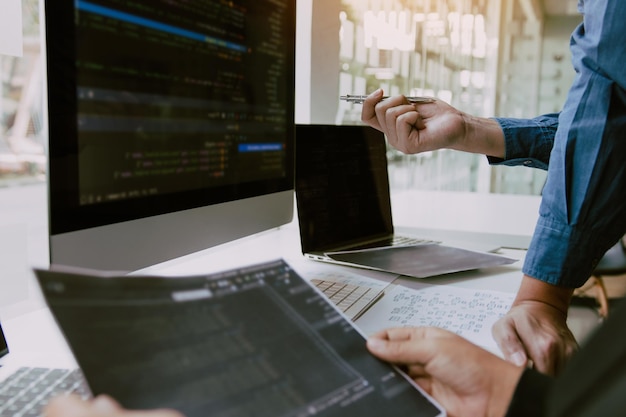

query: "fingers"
xmin=361 ymin=89 xmax=384 ymax=130
xmin=366 ymin=327 xmax=451 ymax=365
xmin=514 ymin=320 xmax=577 ymax=376
xmin=366 ymin=327 xmax=419 ymax=363
xmin=364 ymin=90 xmax=407 ymax=135
xmin=128 ymin=407 xmax=185 ymax=417
xmin=45 ymin=394 xmax=96 ymax=417
xmin=492 ymin=304 xmax=579 ymax=376
xmin=383 ymin=104 xmax=423 ymax=151
xmin=92 ymin=395 xmax=123 ymax=412
xmin=44 ymin=394 xmax=185 ymax=417
xmin=361 ymin=90 xmax=428 ymax=152
xmin=492 ymin=317 xmax=529 ymax=368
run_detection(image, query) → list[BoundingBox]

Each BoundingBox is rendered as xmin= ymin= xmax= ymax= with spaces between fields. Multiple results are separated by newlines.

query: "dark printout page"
xmin=327 ymin=244 xmax=517 ymax=278
xmin=35 ymin=260 xmax=443 ymax=417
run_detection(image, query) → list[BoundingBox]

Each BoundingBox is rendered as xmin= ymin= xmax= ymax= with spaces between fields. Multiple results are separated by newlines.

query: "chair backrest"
xmin=594 ymin=236 xmax=626 ymax=275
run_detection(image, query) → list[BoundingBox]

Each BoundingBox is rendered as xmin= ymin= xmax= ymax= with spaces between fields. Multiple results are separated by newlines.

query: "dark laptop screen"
xmin=295 ymin=124 xmax=393 ymax=253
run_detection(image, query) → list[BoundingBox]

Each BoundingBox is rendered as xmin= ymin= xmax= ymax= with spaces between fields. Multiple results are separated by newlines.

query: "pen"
xmin=340 ymin=94 xmax=435 ymax=104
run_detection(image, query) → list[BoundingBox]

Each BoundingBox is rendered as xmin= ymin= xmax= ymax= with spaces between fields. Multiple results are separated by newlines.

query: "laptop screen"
xmin=295 ymin=124 xmax=393 ymax=253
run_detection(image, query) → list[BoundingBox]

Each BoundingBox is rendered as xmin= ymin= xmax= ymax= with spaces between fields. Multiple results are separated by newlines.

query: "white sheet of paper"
xmin=0 ymin=0 xmax=23 ymax=57
xmin=355 ymin=282 xmax=515 ymax=355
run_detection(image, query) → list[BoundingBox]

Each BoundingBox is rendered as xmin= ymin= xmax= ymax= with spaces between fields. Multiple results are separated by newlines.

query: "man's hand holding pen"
xmin=358 ymin=89 xmax=506 ymax=158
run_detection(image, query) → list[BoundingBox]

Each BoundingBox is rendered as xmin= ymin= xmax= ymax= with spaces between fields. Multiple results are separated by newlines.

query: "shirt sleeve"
xmin=521 ymin=0 xmax=626 ymax=287
xmin=488 ymin=114 xmax=559 ymax=170
xmin=505 ymin=368 xmax=551 ymax=417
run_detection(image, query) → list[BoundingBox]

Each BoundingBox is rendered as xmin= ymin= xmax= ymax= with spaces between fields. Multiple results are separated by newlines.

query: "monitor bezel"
xmin=44 ymin=0 xmax=296 ymax=271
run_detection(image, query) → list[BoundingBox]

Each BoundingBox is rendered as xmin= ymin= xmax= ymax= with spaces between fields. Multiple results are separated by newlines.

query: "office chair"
xmin=574 ymin=236 xmax=626 ymax=319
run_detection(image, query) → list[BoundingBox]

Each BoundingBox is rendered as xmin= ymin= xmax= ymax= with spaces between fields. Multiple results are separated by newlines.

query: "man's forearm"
xmin=455 ymin=114 xmax=506 ymax=158
xmin=513 ymin=275 xmax=574 ymax=315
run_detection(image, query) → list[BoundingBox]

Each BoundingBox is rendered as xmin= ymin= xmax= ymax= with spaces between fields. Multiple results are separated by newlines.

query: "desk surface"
xmin=392 ymin=189 xmax=540 ymax=235
xmin=1 ymin=188 xmax=539 ymax=371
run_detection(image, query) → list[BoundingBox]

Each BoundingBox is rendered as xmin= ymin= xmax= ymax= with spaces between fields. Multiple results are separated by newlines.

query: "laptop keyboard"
xmin=0 ymin=367 xmax=90 ymax=417
xmin=311 ymin=278 xmax=384 ymax=320
xmin=390 ymin=235 xmax=433 ymax=246
xmin=345 ymin=235 xmax=434 ymax=251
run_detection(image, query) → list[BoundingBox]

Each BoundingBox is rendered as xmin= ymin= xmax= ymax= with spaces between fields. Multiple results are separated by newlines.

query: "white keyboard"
xmin=0 ymin=367 xmax=90 ymax=417
xmin=311 ymin=278 xmax=385 ymax=320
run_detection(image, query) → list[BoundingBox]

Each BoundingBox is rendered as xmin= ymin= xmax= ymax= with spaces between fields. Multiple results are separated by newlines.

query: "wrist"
xmin=488 ymin=362 xmax=525 ymax=417
xmin=456 ymin=113 xmax=505 ymax=158
xmin=513 ymin=275 xmax=574 ymax=316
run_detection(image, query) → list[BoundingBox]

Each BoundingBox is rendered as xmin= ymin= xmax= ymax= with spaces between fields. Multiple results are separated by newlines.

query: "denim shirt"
xmin=489 ymin=0 xmax=626 ymax=288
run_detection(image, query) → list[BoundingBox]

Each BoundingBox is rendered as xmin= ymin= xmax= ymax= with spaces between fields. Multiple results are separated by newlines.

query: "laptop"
xmin=0 ymin=318 xmax=89 ymax=416
xmin=34 ymin=259 xmax=445 ymax=417
xmin=295 ymin=124 xmax=516 ymax=278
xmin=295 ymin=124 xmax=428 ymax=257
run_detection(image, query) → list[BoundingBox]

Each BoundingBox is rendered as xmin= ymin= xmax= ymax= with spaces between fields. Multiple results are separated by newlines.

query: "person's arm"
xmin=360 ymin=89 xmax=506 ymax=158
xmin=493 ymin=0 xmax=626 ymax=375
xmin=366 ymin=326 xmax=525 ymax=417
xmin=360 ymin=91 xmax=562 ymax=170
xmin=520 ymin=0 xmax=626 ymax=289
xmin=492 ymin=276 xmax=578 ymax=375
xmin=360 ymin=92 xmax=578 ymax=375
xmin=488 ymin=114 xmax=559 ymax=170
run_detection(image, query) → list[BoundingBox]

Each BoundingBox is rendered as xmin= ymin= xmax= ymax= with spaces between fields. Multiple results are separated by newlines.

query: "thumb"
xmin=366 ymin=336 xmax=394 ymax=357
xmin=366 ymin=327 xmax=440 ymax=365
xmin=497 ymin=336 xmax=528 ymax=367
xmin=92 ymin=395 xmax=123 ymax=412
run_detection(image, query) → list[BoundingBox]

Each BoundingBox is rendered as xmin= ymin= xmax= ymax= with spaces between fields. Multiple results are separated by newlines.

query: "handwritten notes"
xmin=356 ymin=283 xmax=515 ymax=355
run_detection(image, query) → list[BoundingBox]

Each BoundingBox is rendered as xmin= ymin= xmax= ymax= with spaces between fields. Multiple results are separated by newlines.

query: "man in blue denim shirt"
xmin=361 ymin=0 xmax=626 ymax=381
xmin=488 ymin=0 xmax=626 ymax=376
xmin=357 ymin=1 xmax=626 ymax=415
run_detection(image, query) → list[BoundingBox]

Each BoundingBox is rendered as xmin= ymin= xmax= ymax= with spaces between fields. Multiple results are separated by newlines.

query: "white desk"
xmin=392 ymin=189 xmax=540 ymax=249
xmin=1 ymin=189 xmax=540 ymax=372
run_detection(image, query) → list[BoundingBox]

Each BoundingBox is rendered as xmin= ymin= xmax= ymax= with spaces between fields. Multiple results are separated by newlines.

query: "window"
xmin=297 ymin=0 xmax=580 ymax=195
xmin=0 ymin=0 xmax=44 ymax=186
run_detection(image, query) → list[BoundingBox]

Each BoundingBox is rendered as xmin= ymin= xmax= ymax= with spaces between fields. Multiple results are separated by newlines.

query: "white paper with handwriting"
xmin=356 ymin=283 xmax=515 ymax=355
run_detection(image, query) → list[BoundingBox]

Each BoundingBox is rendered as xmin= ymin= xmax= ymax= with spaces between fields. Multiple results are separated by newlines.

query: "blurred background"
xmin=0 ymin=0 xmax=45 ymax=188
xmin=1 ymin=0 xmax=581 ymax=194
xmin=295 ymin=0 xmax=580 ymax=195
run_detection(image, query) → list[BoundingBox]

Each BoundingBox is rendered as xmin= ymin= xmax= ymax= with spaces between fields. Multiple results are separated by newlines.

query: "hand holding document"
xmin=35 ymin=260 xmax=445 ymax=417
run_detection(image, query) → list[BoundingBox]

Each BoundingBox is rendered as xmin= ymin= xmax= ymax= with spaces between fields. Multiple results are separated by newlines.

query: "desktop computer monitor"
xmin=44 ymin=0 xmax=295 ymax=271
